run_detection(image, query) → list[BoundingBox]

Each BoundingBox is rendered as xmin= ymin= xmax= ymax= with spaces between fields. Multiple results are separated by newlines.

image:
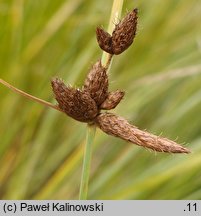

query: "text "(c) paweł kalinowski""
xmin=20 ymin=202 xmax=104 ymax=212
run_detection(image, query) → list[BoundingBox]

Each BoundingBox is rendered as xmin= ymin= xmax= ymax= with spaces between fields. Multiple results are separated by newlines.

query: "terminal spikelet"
xmin=96 ymin=8 xmax=138 ymax=55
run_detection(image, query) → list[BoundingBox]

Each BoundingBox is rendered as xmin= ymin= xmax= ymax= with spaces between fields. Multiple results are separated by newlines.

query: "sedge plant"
xmin=0 ymin=0 xmax=191 ymax=200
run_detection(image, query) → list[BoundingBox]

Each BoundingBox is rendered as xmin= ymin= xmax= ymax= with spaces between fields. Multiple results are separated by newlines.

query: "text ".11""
xmin=185 ymin=203 xmax=197 ymax=212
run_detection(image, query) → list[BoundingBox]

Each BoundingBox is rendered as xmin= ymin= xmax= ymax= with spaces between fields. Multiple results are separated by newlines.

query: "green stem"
xmin=101 ymin=0 xmax=124 ymax=67
xmin=79 ymin=124 xmax=96 ymax=200
xmin=79 ymin=0 xmax=124 ymax=200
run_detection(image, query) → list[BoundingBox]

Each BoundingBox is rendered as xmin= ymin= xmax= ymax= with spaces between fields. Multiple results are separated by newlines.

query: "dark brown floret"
xmin=51 ymin=78 xmax=98 ymax=122
xmin=83 ymin=60 xmax=109 ymax=106
xmin=96 ymin=8 xmax=138 ymax=55
xmin=96 ymin=27 xmax=113 ymax=54
xmin=112 ymin=8 xmax=138 ymax=54
xmin=100 ymin=90 xmax=125 ymax=110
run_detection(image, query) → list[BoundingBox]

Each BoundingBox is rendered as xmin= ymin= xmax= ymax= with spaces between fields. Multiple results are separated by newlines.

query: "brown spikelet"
xmin=112 ymin=8 xmax=138 ymax=55
xmin=100 ymin=90 xmax=125 ymax=110
xmin=96 ymin=8 xmax=138 ymax=55
xmin=84 ymin=60 xmax=108 ymax=106
xmin=51 ymin=78 xmax=98 ymax=122
xmin=95 ymin=113 xmax=190 ymax=153
xmin=96 ymin=27 xmax=113 ymax=54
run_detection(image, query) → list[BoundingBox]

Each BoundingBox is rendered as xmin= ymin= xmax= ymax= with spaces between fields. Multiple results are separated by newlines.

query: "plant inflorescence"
xmin=0 ymin=8 xmax=190 ymax=154
xmin=0 ymin=5 xmax=191 ymax=200
xmin=51 ymin=8 xmax=190 ymax=154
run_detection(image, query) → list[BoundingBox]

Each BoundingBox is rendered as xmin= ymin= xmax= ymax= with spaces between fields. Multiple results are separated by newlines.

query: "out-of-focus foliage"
xmin=0 ymin=0 xmax=201 ymax=199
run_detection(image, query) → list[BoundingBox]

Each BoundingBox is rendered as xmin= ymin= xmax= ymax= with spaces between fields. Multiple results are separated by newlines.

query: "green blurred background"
xmin=0 ymin=0 xmax=201 ymax=199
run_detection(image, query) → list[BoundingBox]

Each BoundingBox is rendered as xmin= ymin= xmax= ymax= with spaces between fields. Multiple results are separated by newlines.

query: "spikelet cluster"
xmin=96 ymin=9 xmax=138 ymax=55
xmin=51 ymin=8 xmax=190 ymax=154
xmin=51 ymin=59 xmax=124 ymax=122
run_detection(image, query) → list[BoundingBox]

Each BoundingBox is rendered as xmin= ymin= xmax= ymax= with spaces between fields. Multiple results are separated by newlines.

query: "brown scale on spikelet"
xmin=95 ymin=113 xmax=190 ymax=153
xmin=51 ymin=78 xmax=98 ymax=122
xmin=84 ymin=60 xmax=108 ymax=106
xmin=96 ymin=28 xmax=113 ymax=54
xmin=96 ymin=8 xmax=138 ymax=55
xmin=100 ymin=90 xmax=125 ymax=110
xmin=112 ymin=8 xmax=138 ymax=54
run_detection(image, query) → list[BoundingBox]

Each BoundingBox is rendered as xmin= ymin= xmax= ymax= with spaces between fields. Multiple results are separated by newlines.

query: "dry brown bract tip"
xmin=95 ymin=113 xmax=190 ymax=153
xmin=96 ymin=8 xmax=138 ymax=55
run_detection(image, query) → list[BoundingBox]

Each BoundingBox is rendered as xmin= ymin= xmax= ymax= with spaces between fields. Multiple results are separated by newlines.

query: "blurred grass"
xmin=0 ymin=0 xmax=201 ymax=199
